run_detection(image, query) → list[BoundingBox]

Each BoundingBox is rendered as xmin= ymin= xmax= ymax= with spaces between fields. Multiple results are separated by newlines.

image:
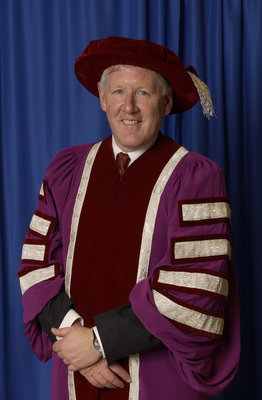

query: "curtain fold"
xmin=1 ymin=0 xmax=261 ymax=399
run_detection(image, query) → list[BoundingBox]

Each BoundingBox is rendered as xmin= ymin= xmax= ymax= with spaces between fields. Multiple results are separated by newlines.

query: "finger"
xmin=53 ymin=339 xmax=64 ymax=353
xmin=80 ymin=367 xmax=119 ymax=389
xmin=80 ymin=368 xmax=114 ymax=389
xmin=110 ymin=363 xmax=131 ymax=383
xmin=52 ymin=342 xmax=60 ymax=353
xmin=94 ymin=374 xmax=117 ymax=389
xmin=84 ymin=375 xmax=104 ymax=389
xmin=100 ymin=368 xmax=125 ymax=389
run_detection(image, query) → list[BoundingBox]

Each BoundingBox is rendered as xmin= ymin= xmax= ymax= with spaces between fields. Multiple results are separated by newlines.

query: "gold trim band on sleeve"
xmin=158 ymin=270 xmax=228 ymax=297
xmin=30 ymin=214 xmax=52 ymax=236
xmin=174 ymin=238 xmax=231 ymax=261
xmin=39 ymin=182 xmax=44 ymax=197
xmin=152 ymin=289 xmax=224 ymax=336
xmin=182 ymin=201 xmax=231 ymax=222
xmin=21 ymin=244 xmax=46 ymax=261
xmin=19 ymin=264 xmax=55 ymax=295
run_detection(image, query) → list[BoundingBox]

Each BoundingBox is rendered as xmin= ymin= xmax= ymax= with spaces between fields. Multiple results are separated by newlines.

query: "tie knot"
xmin=116 ymin=152 xmax=130 ymax=177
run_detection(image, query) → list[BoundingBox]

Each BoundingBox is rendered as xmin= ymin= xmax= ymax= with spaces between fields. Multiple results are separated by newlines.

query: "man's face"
xmin=98 ymin=65 xmax=173 ymax=152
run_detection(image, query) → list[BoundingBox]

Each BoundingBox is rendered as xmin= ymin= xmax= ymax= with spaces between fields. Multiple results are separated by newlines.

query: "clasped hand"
xmin=51 ymin=324 xmax=131 ymax=389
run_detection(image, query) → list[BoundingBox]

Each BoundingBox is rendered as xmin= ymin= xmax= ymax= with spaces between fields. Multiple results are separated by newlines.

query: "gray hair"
xmin=99 ymin=65 xmax=171 ymax=95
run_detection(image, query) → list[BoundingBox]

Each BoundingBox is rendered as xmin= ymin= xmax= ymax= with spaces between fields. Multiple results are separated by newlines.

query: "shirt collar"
xmin=112 ymin=136 xmax=156 ymax=166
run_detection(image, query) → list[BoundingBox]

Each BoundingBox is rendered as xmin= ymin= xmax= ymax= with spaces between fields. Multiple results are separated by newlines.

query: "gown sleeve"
xmin=18 ymin=145 xmax=88 ymax=361
xmin=94 ymin=303 xmax=163 ymax=364
xmin=129 ymin=153 xmax=240 ymax=396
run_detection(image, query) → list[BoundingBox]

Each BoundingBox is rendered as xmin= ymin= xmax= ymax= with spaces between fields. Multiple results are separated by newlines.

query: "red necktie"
xmin=116 ymin=152 xmax=130 ymax=178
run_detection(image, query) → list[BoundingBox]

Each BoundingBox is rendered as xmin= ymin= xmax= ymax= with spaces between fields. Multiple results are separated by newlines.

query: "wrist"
xmin=92 ymin=328 xmax=103 ymax=354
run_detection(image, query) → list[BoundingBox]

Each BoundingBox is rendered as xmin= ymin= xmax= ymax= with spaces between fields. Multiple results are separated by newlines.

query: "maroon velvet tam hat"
xmin=75 ymin=36 xmax=214 ymax=116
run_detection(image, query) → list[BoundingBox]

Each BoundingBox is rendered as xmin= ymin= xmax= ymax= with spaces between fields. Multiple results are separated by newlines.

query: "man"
xmin=18 ymin=36 xmax=240 ymax=400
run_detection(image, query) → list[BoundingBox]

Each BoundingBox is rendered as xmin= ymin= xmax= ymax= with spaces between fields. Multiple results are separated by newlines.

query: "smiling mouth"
xmin=122 ymin=119 xmax=140 ymax=125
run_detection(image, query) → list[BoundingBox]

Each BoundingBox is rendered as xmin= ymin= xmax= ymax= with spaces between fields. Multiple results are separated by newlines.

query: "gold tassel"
xmin=187 ymin=71 xmax=216 ymax=119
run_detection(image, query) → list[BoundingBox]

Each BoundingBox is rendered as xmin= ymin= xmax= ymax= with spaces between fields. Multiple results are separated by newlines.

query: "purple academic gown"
xmin=18 ymin=135 xmax=240 ymax=399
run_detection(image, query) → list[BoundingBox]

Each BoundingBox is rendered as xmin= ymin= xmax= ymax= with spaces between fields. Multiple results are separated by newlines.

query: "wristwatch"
xmin=93 ymin=329 xmax=102 ymax=353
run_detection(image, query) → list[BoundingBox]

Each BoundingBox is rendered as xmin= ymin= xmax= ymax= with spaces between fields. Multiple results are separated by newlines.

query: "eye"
xmin=113 ymin=89 xmax=123 ymax=95
xmin=137 ymin=90 xmax=149 ymax=96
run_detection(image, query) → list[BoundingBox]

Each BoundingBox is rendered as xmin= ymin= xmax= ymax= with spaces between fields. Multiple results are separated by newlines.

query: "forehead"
xmin=106 ymin=65 xmax=161 ymax=86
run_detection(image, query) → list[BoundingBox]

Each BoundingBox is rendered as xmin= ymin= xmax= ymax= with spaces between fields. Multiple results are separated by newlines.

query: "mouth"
xmin=122 ymin=119 xmax=141 ymax=125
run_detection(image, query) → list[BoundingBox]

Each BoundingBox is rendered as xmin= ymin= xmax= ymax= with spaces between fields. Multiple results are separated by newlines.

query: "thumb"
xmin=51 ymin=326 xmax=71 ymax=337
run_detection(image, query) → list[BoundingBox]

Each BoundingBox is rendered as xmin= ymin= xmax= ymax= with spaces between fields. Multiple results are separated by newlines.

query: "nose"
xmin=122 ymin=93 xmax=139 ymax=113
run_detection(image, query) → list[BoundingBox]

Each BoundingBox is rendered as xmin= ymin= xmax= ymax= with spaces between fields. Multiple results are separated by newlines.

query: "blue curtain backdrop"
xmin=0 ymin=0 xmax=261 ymax=399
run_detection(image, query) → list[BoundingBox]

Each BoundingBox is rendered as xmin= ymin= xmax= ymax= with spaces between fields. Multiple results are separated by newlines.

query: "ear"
xmin=97 ymin=82 xmax=107 ymax=112
xmin=164 ymin=88 xmax=173 ymax=116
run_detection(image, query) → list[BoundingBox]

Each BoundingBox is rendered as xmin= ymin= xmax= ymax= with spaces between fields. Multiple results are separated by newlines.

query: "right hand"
xmin=79 ymin=358 xmax=131 ymax=389
xmin=52 ymin=325 xmax=102 ymax=371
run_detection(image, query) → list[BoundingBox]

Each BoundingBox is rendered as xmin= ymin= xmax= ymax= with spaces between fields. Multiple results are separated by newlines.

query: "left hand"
xmin=79 ymin=358 xmax=131 ymax=389
xmin=51 ymin=324 xmax=102 ymax=371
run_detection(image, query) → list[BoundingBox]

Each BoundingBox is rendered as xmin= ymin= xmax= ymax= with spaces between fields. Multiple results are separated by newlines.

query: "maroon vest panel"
xmin=70 ymin=135 xmax=180 ymax=399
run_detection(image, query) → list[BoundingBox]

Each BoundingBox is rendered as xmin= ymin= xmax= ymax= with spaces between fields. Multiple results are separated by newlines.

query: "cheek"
xmin=140 ymin=101 xmax=158 ymax=117
xmin=154 ymin=100 xmax=168 ymax=120
xmin=149 ymin=103 xmax=164 ymax=121
xmin=105 ymin=101 xmax=121 ymax=116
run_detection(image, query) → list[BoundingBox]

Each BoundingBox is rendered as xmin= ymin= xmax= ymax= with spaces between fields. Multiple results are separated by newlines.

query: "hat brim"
xmin=75 ymin=49 xmax=199 ymax=114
